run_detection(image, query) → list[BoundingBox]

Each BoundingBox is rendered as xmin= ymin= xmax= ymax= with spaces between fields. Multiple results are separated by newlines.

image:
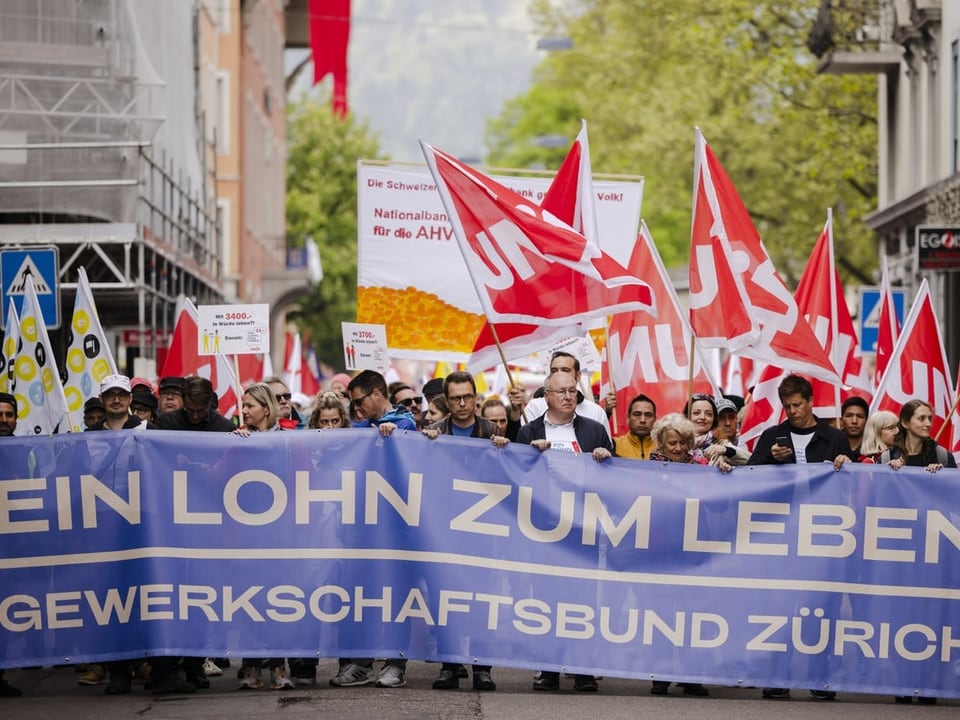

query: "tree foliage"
xmin=286 ymin=98 xmax=385 ymax=367
xmin=487 ymin=0 xmax=878 ymax=283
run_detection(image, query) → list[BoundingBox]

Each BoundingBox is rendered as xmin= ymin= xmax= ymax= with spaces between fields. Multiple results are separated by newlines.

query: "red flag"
xmin=794 ymin=213 xmax=872 ymax=415
xmin=688 ymin=129 xmax=840 ymax=383
xmin=875 ymin=255 xmax=900 ymax=388
xmin=301 ymin=342 xmax=321 ymax=396
xmin=722 ymin=353 xmax=755 ymax=399
xmin=738 ymin=363 xmax=787 ymax=450
xmin=870 ymin=280 xmax=955 ymax=445
xmin=159 ymin=297 xmax=240 ymax=418
xmin=607 ymin=222 xmax=719 ymax=419
xmin=308 ymin=0 xmax=350 ymax=116
xmin=236 ymin=353 xmax=265 ymax=388
xmin=467 ymin=123 xmax=596 ymax=372
xmin=422 ymin=141 xmax=654 ymax=328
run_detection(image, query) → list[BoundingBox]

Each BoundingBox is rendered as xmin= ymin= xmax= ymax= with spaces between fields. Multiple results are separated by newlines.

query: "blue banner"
xmin=1 ymin=429 xmax=960 ymax=697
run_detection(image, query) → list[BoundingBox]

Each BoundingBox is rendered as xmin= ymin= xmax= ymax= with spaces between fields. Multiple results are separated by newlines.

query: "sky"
xmin=288 ymin=0 xmax=545 ymax=163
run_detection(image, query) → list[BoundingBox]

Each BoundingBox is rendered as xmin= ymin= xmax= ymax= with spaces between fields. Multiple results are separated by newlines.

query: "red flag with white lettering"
xmin=875 ymin=255 xmax=900 ymax=389
xmin=422 ymin=142 xmax=654 ymax=328
xmin=607 ymin=222 xmax=719 ymax=420
xmin=467 ymin=123 xmax=596 ymax=372
xmin=794 ymin=213 xmax=872 ymax=415
xmin=688 ymin=130 xmax=840 ymax=383
xmin=159 ymin=297 xmax=240 ymax=418
xmin=870 ymin=280 xmax=955 ymax=445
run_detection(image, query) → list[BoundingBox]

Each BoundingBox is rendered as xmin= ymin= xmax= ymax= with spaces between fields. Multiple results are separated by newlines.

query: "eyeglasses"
xmin=275 ymin=392 xmax=292 ymax=402
xmin=447 ymin=393 xmax=475 ymax=405
xmin=398 ymin=396 xmax=423 ymax=408
xmin=883 ymin=424 xmax=900 ymax=431
xmin=102 ymin=390 xmax=130 ymax=401
xmin=351 ymin=390 xmax=373 ymax=409
xmin=546 ymin=388 xmax=578 ymax=397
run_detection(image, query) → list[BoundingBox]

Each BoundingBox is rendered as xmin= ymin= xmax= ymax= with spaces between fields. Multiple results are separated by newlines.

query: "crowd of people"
xmin=0 ymin=351 xmax=954 ymax=701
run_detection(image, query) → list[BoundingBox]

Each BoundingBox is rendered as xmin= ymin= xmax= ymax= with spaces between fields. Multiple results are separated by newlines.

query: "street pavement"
xmin=1 ymin=660 xmax=957 ymax=720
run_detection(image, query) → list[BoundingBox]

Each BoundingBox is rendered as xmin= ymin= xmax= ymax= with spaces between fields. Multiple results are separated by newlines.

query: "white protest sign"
xmin=196 ymin=304 xmax=270 ymax=356
xmin=342 ymin=322 xmax=389 ymax=374
xmin=545 ymin=335 xmax=603 ymax=373
xmin=356 ymin=162 xmax=643 ymax=361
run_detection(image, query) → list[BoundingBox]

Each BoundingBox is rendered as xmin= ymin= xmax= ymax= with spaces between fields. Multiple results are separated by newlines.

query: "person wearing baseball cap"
xmin=83 ymin=396 xmax=106 ymax=429
xmin=158 ymin=376 xmax=185 ymax=414
xmin=90 ymin=375 xmax=150 ymax=432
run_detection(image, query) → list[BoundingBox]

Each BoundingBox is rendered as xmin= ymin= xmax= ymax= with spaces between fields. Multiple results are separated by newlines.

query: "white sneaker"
xmin=239 ymin=666 xmax=263 ymax=690
xmin=270 ymin=666 xmax=295 ymax=690
xmin=202 ymin=658 xmax=223 ymax=677
xmin=376 ymin=664 xmax=406 ymax=688
xmin=329 ymin=663 xmax=374 ymax=687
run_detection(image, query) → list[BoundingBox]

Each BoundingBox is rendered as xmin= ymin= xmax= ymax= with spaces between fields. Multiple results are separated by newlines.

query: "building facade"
xmin=812 ymin=0 xmax=960 ymax=372
xmin=0 ymin=0 xmax=305 ymax=375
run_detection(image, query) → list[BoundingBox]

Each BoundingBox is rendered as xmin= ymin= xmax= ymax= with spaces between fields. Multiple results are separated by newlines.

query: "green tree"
xmin=286 ymin=97 xmax=385 ymax=367
xmin=487 ymin=0 xmax=877 ymax=283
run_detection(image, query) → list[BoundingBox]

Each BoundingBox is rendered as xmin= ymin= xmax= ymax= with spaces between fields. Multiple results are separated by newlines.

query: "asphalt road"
xmin=2 ymin=661 xmax=957 ymax=720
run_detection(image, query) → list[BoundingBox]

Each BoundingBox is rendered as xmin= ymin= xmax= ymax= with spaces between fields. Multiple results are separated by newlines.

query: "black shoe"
xmin=533 ymin=671 xmax=559 ymax=691
xmin=894 ymin=696 xmax=913 ymax=704
xmin=0 ymin=679 xmax=21 ymax=698
xmin=213 ymin=657 xmax=231 ymax=669
xmin=151 ymin=675 xmax=196 ymax=694
xmin=104 ymin=673 xmax=132 ymax=696
xmin=808 ymin=690 xmax=836 ymax=701
xmin=432 ymin=669 xmax=459 ymax=690
xmin=680 ymin=683 xmax=709 ymax=697
xmin=473 ymin=670 xmax=496 ymax=691
xmin=762 ymin=687 xmax=790 ymax=699
xmin=457 ymin=665 xmax=469 ymax=679
xmin=651 ymin=681 xmax=669 ymax=695
xmin=184 ymin=672 xmax=210 ymax=690
xmin=573 ymin=674 xmax=598 ymax=692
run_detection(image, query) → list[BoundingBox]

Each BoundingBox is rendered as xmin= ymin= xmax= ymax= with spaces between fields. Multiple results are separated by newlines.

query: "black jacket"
xmin=517 ymin=414 xmax=613 ymax=454
xmin=748 ymin=418 xmax=853 ymax=465
xmin=155 ymin=409 xmax=235 ymax=432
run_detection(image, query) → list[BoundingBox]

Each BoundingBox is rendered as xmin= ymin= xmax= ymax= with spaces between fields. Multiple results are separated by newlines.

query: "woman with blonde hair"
xmin=308 ymin=391 xmax=351 ymax=429
xmin=858 ymin=410 xmax=899 ymax=462
xmin=235 ymin=383 xmax=281 ymax=435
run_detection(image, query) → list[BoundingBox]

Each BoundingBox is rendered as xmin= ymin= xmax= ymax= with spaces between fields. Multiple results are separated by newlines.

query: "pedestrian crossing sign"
xmin=1 ymin=247 xmax=60 ymax=329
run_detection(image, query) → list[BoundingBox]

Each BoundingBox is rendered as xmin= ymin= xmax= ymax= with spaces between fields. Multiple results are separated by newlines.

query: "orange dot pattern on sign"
xmin=357 ymin=286 xmax=485 ymax=354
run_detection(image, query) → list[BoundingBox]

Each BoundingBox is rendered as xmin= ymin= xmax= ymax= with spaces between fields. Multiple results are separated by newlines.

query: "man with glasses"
xmin=421 ymin=372 xmax=506 ymax=691
xmin=263 ymin=376 xmax=304 ymax=429
xmin=518 ymin=351 xmax=611 ymax=439
xmin=517 ymin=371 xmax=612 ymax=693
xmin=334 ymin=370 xmax=415 ymax=688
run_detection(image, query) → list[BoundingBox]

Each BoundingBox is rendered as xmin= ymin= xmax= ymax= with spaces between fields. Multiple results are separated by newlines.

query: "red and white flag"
xmin=422 ymin=141 xmax=655 ymax=328
xmin=283 ymin=331 xmax=303 ymax=394
xmin=794 ymin=212 xmax=872 ymax=414
xmin=467 ymin=122 xmax=598 ymax=372
xmin=874 ymin=255 xmax=900 ymax=389
xmin=607 ymin=222 xmax=719 ymax=419
xmin=688 ymin=129 xmax=840 ymax=383
xmin=870 ymin=279 xmax=955 ymax=446
xmin=738 ymin=362 xmax=787 ymax=450
xmin=722 ymin=353 xmax=755 ymax=400
xmin=159 ymin=296 xmax=240 ymax=418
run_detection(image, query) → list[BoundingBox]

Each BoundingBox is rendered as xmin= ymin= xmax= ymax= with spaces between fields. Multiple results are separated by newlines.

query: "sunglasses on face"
xmin=275 ymin=393 xmax=292 ymax=402
xmin=397 ymin=396 xmax=423 ymax=408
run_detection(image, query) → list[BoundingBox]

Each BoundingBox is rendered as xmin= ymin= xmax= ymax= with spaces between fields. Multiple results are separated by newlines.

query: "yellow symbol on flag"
xmin=67 ymin=348 xmax=85 ymax=373
xmin=15 ymin=356 xmax=35 ymax=381
xmin=73 ymin=309 xmax=90 ymax=334
xmin=92 ymin=358 xmax=110 ymax=381
xmin=21 ymin=317 xmax=37 ymax=343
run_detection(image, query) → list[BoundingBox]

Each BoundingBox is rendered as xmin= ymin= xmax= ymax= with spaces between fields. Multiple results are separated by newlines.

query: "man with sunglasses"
xmin=389 ymin=384 xmax=424 ymax=429
xmin=263 ymin=376 xmax=304 ymax=429
xmin=336 ymin=370 xmax=415 ymax=688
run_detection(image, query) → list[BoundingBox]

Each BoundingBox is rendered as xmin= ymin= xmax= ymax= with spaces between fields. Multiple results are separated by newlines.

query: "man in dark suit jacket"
xmin=516 ymin=372 xmax=612 ymax=693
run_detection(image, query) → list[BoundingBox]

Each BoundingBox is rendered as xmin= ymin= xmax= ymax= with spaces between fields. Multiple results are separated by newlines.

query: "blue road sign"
xmin=0 ymin=247 xmax=61 ymax=329
xmin=859 ymin=286 xmax=907 ymax=354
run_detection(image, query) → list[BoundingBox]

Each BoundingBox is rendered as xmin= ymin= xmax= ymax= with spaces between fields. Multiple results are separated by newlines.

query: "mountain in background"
xmin=343 ymin=0 xmax=540 ymax=162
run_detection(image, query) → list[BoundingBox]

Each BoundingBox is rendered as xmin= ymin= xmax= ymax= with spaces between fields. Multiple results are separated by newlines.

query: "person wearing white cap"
xmin=87 ymin=375 xmax=151 ymax=432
